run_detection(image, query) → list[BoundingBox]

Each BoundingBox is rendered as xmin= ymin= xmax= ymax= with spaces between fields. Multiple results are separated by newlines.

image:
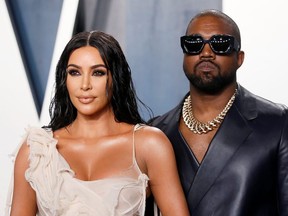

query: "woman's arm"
xmin=137 ymin=126 xmax=190 ymax=216
xmin=10 ymin=142 xmax=37 ymax=216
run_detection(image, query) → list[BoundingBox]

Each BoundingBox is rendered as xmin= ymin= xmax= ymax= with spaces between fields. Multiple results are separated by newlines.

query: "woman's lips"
xmin=78 ymin=97 xmax=95 ymax=104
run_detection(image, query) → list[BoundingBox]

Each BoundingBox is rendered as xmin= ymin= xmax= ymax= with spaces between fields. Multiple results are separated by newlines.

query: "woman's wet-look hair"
xmin=47 ymin=31 xmax=151 ymax=131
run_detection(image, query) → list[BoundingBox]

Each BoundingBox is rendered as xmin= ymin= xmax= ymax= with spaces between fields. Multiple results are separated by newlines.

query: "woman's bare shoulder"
xmin=135 ymin=125 xmax=172 ymax=151
xmin=136 ymin=124 xmax=168 ymax=138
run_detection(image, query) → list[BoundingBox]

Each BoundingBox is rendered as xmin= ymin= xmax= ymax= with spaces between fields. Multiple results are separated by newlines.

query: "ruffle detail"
xmin=17 ymin=126 xmax=149 ymax=216
xmin=24 ymin=127 xmax=73 ymax=213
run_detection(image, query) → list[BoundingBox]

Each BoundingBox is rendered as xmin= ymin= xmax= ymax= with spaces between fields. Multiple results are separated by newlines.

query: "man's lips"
xmin=196 ymin=61 xmax=217 ymax=72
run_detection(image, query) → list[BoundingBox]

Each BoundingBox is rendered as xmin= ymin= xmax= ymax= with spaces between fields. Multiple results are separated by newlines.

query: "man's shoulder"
xmin=149 ymin=102 xmax=182 ymax=128
xmin=239 ymin=85 xmax=288 ymax=114
xmin=237 ymin=85 xmax=288 ymax=127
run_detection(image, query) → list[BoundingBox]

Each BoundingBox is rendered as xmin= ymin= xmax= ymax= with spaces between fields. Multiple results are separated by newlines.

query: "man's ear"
xmin=237 ymin=50 xmax=245 ymax=68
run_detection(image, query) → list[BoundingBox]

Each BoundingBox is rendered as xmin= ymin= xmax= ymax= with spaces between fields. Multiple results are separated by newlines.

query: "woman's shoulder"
xmin=14 ymin=127 xmax=52 ymax=152
xmin=13 ymin=126 xmax=55 ymax=173
xmin=25 ymin=126 xmax=55 ymax=145
xmin=135 ymin=123 xmax=166 ymax=136
xmin=134 ymin=124 xmax=172 ymax=149
xmin=15 ymin=126 xmax=57 ymax=160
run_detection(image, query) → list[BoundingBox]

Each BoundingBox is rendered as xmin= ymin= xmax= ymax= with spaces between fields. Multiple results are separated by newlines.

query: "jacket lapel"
xmin=187 ymin=100 xmax=253 ymax=210
xmin=156 ymin=102 xmax=200 ymax=193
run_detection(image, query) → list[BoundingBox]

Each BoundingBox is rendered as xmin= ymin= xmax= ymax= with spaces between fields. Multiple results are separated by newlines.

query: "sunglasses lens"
xmin=210 ymin=35 xmax=233 ymax=54
xmin=181 ymin=35 xmax=238 ymax=55
xmin=181 ymin=36 xmax=204 ymax=54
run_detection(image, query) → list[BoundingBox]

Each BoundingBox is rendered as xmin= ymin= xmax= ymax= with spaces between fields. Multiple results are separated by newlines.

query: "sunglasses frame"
xmin=180 ymin=34 xmax=240 ymax=55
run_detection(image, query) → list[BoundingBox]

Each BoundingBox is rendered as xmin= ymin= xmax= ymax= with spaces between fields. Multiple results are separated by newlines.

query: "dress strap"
xmin=132 ymin=124 xmax=145 ymax=166
xmin=133 ymin=124 xmax=161 ymax=216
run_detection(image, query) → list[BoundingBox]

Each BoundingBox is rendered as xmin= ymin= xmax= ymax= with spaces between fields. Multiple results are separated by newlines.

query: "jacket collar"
xmin=160 ymin=84 xmax=258 ymax=125
xmin=187 ymin=102 xmax=252 ymax=210
xmin=186 ymin=84 xmax=257 ymax=210
xmin=163 ymin=84 xmax=257 ymax=211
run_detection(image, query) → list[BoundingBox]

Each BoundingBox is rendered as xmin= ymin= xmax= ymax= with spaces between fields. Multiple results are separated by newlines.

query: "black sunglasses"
xmin=180 ymin=34 xmax=240 ymax=55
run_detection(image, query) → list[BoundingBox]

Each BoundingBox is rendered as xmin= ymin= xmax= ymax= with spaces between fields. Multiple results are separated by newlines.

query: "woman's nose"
xmin=81 ymin=75 xmax=92 ymax=91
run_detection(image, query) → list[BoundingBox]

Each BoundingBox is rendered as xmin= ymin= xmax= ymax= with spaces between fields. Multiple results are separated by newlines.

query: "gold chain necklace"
xmin=182 ymin=90 xmax=237 ymax=134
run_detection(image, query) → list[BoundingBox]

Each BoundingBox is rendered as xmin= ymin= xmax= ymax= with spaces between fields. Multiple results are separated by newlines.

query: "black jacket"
xmin=147 ymin=84 xmax=288 ymax=216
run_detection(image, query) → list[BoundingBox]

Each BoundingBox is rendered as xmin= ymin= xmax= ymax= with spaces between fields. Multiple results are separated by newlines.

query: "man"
xmin=148 ymin=9 xmax=288 ymax=216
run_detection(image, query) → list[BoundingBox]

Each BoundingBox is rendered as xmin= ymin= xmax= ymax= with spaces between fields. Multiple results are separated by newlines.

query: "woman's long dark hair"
xmin=47 ymin=31 xmax=151 ymax=131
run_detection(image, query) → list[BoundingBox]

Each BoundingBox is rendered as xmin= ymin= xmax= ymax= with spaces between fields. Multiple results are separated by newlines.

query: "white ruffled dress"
xmin=6 ymin=125 xmax=149 ymax=216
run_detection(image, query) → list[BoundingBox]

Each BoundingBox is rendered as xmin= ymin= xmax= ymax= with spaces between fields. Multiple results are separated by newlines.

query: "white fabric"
xmin=6 ymin=124 xmax=149 ymax=216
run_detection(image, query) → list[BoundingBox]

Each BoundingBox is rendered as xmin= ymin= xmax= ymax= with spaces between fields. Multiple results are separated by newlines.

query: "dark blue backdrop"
xmin=6 ymin=0 xmax=221 ymax=119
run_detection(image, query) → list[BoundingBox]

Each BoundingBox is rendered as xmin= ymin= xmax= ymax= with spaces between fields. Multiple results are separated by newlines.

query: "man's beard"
xmin=186 ymin=70 xmax=236 ymax=94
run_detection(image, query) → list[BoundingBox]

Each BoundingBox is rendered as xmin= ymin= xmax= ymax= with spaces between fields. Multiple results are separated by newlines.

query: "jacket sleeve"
xmin=278 ymin=107 xmax=288 ymax=216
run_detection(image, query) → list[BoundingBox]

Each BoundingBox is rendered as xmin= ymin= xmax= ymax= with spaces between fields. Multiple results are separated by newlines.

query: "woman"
xmin=6 ymin=31 xmax=189 ymax=215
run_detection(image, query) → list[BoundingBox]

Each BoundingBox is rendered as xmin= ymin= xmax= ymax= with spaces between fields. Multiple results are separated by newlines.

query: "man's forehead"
xmin=187 ymin=16 xmax=234 ymax=35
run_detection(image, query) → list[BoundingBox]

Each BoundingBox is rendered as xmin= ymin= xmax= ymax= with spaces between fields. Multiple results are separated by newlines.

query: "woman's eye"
xmin=67 ymin=69 xmax=80 ymax=76
xmin=93 ymin=70 xmax=106 ymax=76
